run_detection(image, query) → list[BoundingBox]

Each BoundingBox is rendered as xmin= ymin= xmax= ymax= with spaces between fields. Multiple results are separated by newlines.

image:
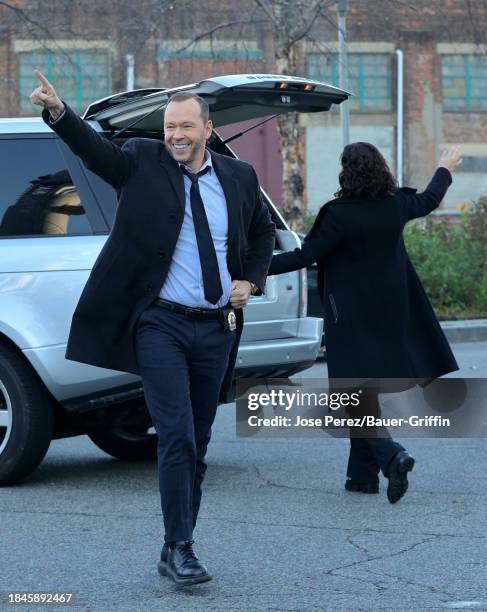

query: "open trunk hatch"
xmin=83 ymin=74 xmax=350 ymax=132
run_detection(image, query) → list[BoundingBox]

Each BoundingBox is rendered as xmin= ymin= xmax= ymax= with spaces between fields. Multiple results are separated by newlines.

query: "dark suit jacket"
xmin=269 ymin=167 xmax=458 ymax=380
xmin=42 ymin=105 xmax=275 ymax=399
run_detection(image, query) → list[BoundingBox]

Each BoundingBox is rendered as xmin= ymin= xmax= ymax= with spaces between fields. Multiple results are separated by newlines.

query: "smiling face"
xmin=163 ymin=98 xmax=213 ymax=172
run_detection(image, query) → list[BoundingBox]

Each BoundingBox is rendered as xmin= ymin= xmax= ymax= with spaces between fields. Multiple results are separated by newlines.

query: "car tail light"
xmin=299 ymin=267 xmax=308 ymax=317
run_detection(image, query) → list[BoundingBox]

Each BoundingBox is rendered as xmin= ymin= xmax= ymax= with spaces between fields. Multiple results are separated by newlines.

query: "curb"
xmin=440 ymin=319 xmax=487 ymax=343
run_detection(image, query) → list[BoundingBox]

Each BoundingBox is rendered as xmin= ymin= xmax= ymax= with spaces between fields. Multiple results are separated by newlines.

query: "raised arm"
xmin=30 ymin=69 xmax=136 ymax=189
xmin=268 ymin=205 xmax=343 ymax=275
xmin=400 ymin=146 xmax=462 ymax=222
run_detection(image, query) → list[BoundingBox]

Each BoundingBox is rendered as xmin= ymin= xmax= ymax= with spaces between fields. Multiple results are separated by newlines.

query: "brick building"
xmin=1 ymin=0 xmax=486 ymax=212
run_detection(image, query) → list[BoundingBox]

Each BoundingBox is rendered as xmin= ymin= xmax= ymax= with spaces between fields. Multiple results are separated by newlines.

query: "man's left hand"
xmin=230 ymin=280 xmax=252 ymax=309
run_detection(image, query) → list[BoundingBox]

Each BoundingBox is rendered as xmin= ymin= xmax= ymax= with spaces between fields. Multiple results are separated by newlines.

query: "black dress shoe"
xmin=386 ymin=451 xmax=415 ymax=504
xmin=159 ymin=542 xmax=169 ymax=566
xmin=345 ymin=479 xmax=379 ymax=494
xmin=158 ymin=540 xmax=211 ymax=586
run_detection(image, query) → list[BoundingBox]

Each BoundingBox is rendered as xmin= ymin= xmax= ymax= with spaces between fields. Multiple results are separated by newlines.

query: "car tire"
xmin=0 ymin=343 xmax=54 ymax=486
xmin=88 ymin=426 xmax=158 ymax=461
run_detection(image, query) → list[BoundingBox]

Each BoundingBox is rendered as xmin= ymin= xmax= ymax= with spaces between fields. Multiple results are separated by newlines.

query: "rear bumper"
xmin=23 ymin=316 xmax=323 ymax=406
xmin=235 ymin=316 xmax=323 ymax=374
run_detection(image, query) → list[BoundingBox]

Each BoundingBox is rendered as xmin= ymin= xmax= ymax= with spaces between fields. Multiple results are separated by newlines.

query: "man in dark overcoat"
xmin=30 ymin=69 xmax=275 ymax=585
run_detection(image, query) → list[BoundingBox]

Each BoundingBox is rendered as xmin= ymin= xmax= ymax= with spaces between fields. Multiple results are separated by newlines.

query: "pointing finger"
xmin=34 ymin=69 xmax=51 ymax=89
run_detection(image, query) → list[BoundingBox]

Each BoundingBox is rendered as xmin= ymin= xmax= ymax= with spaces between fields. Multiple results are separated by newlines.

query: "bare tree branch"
xmin=174 ymin=19 xmax=270 ymax=53
xmin=386 ymin=0 xmax=419 ymax=11
xmin=303 ymin=34 xmax=338 ymax=57
xmin=123 ymin=1 xmax=172 ymax=58
xmin=254 ymin=0 xmax=276 ymax=24
xmin=465 ymin=0 xmax=481 ymax=48
xmin=0 ymin=1 xmax=90 ymax=74
xmin=0 ymin=1 xmax=78 ymax=44
xmin=287 ymin=1 xmax=335 ymax=47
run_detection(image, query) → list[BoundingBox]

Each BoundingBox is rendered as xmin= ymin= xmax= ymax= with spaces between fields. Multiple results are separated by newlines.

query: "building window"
xmin=307 ymin=53 xmax=392 ymax=111
xmin=441 ymin=55 xmax=487 ymax=111
xmin=19 ymin=50 xmax=111 ymax=113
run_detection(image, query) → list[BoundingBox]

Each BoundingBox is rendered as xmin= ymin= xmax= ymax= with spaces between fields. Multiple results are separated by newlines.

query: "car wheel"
xmin=0 ymin=343 xmax=54 ymax=486
xmin=88 ymin=426 xmax=158 ymax=461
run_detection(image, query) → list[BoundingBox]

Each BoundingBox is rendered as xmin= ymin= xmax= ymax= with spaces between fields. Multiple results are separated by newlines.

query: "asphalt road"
xmin=1 ymin=342 xmax=486 ymax=612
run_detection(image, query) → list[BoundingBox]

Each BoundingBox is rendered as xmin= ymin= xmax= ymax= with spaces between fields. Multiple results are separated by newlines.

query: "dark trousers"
xmin=346 ymin=390 xmax=404 ymax=484
xmin=134 ymin=304 xmax=235 ymax=542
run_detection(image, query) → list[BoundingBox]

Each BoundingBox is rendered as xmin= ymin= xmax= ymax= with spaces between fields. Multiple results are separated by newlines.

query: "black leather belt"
xmin=154 ymin=298 xmax=224 ymax=319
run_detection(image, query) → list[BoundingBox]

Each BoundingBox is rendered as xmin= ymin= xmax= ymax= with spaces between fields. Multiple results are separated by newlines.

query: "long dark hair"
xmin=334 ymin=142 xmax=397 ymax=199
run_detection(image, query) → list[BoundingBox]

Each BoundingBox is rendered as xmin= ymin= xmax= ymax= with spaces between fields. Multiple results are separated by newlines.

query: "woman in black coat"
xmin=269 ymin=142 xmax=462 ymax=503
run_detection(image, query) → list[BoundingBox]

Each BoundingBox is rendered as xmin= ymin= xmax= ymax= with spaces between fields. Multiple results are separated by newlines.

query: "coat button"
xmin=169 ymin=214 xmax=177 ymax=221
xmin=146 ymin=283 xmax=155 ymax=292
xmin=157 ymin=250 xmax=166 ymax=258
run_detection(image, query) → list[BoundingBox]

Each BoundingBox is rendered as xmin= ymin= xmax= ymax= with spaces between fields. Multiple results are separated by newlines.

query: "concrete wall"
xmin=303 ymin=113 xmax=395 ymax=213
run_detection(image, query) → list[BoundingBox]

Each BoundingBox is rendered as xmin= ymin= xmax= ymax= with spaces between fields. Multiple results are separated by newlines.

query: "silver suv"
xmin=0 ymin=74 xmax=348 ymax=485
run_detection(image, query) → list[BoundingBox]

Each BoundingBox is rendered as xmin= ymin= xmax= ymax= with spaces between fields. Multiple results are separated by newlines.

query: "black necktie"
xmin=181 ymin=165 xmax=223 ymax=305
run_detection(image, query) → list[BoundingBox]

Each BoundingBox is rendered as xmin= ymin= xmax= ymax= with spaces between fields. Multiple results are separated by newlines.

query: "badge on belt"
xmin=227 ymin=310 xmax=237 ymax=331
xmin=221 ymin=307 xmax=237 ymax=332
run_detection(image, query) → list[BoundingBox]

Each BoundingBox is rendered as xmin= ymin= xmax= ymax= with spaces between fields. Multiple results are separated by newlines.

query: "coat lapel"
xmin=158 ymin=144 xmax=185 ymax=210
xmin=210 ymin=151 xmax=239 ymax=244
